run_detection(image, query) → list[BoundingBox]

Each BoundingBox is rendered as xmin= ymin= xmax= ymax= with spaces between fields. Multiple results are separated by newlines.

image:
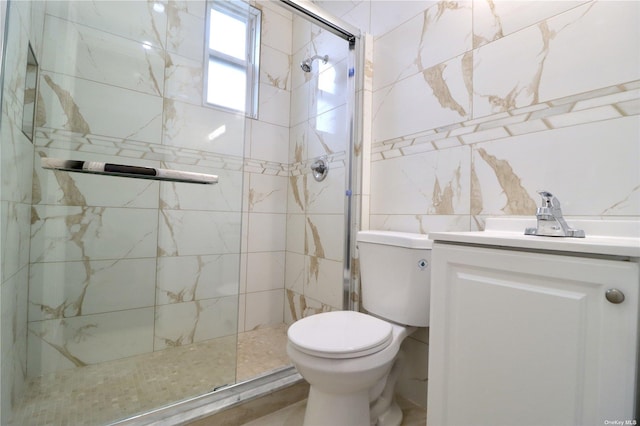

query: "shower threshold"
xmin=115 ymin=366 xmax=303 ymax=426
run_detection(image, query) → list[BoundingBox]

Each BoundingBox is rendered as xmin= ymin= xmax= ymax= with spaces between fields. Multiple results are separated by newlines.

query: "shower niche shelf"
xmin=42 ymin=158 xmax=219 ymax=184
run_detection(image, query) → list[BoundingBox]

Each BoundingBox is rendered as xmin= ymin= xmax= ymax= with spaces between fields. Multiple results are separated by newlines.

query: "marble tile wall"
xmin=283 ymin=9 xmax=352 ymax=325
xmin=238 ymin=0 xmax=292 ymax=333
xmin=318 ymin=0 xmax=640 ymax=410
xmin=0 ymin=1 xmax=44 ymax=422
xmin=26 ymin=0 xmax=245 ymax=380
xmin=237 ymin=1 xmax=354 ymax=331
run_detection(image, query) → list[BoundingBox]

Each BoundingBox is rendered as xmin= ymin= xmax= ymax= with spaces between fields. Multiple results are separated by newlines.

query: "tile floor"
xmin=10 ymin=324 xmax=290 ymax=426
xmin=241 ymin=397 xmax=426 ymax=426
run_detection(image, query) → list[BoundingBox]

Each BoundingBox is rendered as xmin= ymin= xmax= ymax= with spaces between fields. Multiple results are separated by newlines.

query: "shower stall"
xmin=0 ymin=0 xmax=363 ymax=424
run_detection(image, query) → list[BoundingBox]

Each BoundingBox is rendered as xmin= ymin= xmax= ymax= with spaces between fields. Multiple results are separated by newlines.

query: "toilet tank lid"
xmin=357 ymin=230 xmax=432 ymax=249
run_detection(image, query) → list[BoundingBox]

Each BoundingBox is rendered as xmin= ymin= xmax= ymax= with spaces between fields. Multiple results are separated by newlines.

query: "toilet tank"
xmin=357 ymin=231 xmax=432 ymax=327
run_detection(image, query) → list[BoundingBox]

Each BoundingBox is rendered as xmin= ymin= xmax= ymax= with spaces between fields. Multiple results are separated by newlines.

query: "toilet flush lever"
xmin=524 ymin=190 xmax=585 ymax=238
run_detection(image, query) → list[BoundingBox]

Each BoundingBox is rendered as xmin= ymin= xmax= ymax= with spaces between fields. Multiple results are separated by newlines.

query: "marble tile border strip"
xmin=35 ymin=128 xmax=346 ymax=177
xmin=372 ymin=79 xmax=640 ymax=162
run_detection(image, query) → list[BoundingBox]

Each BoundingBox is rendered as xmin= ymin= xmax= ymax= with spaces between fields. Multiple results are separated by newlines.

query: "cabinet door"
xmin=427 ymin=243 xmax=639 ymax=426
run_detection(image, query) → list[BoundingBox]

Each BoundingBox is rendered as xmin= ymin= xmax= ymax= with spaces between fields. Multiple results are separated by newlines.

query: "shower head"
xmin=300 ymin=54 xmax=329 ymax=73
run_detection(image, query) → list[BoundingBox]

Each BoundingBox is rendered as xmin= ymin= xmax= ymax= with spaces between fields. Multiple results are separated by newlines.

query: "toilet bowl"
xmin=287 ymin=311 xmax=413 ymax=426
xmin=287 ymin=231 xmax=432 ymax=426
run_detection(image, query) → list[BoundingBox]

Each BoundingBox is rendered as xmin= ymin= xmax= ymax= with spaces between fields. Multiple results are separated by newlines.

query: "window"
xmin=205 ymin=1 xmax=261 ymax=118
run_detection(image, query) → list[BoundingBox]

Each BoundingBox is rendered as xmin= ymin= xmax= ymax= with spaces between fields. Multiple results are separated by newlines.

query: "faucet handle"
xmin=537 ymin=190 xmax=560 ymax=209
xmin=525 ymin=190 xmax=585 ymax=238
xmin=535 ymin=190 xmax=561 ymax=220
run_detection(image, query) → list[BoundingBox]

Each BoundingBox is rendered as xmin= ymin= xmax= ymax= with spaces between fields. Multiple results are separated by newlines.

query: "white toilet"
xmin=287 ymin=230 xmax=432 ymax=426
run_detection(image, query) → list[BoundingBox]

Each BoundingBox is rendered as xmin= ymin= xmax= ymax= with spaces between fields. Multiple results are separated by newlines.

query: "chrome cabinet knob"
xmin=605 ymin=288 xmax=625 ymax=304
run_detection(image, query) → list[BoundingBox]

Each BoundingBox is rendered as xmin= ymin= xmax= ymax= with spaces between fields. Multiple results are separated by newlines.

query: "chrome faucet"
xmin=524 ymin=191 xmax=585 ymax=237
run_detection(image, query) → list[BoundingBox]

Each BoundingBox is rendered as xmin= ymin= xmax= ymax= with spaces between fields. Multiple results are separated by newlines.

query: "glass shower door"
xmin=1 ymin=0 xmax=246 ymax=424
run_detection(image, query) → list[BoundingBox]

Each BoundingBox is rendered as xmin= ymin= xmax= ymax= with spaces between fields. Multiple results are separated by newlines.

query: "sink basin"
xmin=428 ymin=217 xmax=640 ymax=258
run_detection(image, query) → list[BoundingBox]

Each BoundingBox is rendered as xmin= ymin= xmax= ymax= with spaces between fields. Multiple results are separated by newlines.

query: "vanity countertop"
xmin=429 ymin=217 xmax=640 ymax=258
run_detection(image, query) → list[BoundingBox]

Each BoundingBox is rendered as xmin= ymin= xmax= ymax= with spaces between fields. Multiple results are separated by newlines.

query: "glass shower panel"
xmin=1 ymin=0 xmax=246 ymax=424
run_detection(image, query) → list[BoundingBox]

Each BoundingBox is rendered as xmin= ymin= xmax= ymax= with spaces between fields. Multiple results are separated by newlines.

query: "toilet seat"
xmin=288 ymin=311 xmax=393 ymax=359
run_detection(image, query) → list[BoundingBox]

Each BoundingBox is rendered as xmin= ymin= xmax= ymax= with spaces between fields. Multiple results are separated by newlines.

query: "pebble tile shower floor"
xmin=11 ymin=324 xmax=289 ymax=426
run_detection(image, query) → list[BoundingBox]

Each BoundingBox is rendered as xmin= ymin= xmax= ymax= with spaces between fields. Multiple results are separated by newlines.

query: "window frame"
xmin=204 ymin=0 xmax=261 ymax=118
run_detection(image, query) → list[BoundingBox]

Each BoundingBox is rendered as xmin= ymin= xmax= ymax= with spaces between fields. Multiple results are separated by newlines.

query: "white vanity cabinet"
xmin=427 ymin=219 xmax=640 ymax=426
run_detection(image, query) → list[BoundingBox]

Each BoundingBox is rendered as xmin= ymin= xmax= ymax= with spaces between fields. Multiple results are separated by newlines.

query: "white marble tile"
xmin=172 ymin=0 xmax=206 ymax=19
xmin=27 ymin=308 xmax=155 ymax=376
xmin=311 ymin=28 xmax=350 ymax=74
xmin=335 ymin=1 xmax=370 ymax=35
xmin=42 ymin=15 xmax=165 ymax=96
xmin=248 ymin=174 xmax=288 ymax=213
xmin=304 ymin=256 xmax=342 ymax=311
xmin=28 ymin=258 xmax=156 ymax=321
xmin=472 ymin=116 xmax=640 ymax=216
xmin=30 ymin=206 xmax=159 ymax=262
xmin=28 ymin=1 xmax=46 ymax=59
xmin=164 ymin=52 xmax=204 ymax=106
xmin=289 ymin=82 xmax=310 ymax=127
xmin=159 ymin=165 xmax=243 ymax=212
xmin=312 ymin=60 xmax=348 ymax=119
xmin=539 ymin=1 xmax=640 ymax=102
xmin=1 ymin=202 xmax=31 ymax=283
xmin=45 ymin=1 xmax=168 ymax=49
xmin=306 ymin=214 xmax=344 ymax=262
xmin=247 ymin=213 xmax=286 ymax=252
xmin=288 ymin=121 xmax=307 ymax=166
xmin=286 ymin=213 xmax=306 ymax=254
xmin=246 ymin=251 xmax=285 ymax=293
xmin=261 ymin=45 xmax=291 ymax=91
xmin=249 ymin=120 xmax=289 ymax=164
xmin=370 ymin=145 xmax=471 ymax=215
xmin=373 ymin=53 xmax=471 ymax=143
xmin=157 ymin=254 xmax=240 ymax=303
xmin=368 ymin=214 xmax=471 ymax=235
xmin=371 ymin=1 xmax=437 ymax=38
xmin=39 ymin=71 xmax=163 ymax=144
xmin=284 ymin=252 xmax=305 ymax=295
xmin=314 ymin=0 xmax=363 ymax=23
xmin=374 ymin=1 xmax=471 ymax=92
xmin=284 ymin=290 xmax=331 ymax=324
xmin=305 ymin=164 xmax=345 ymax=215
xmin=397 ymin=337 xmax=429 ymax=407
xmin=154 ymin=296 xmax=238 ymax=349
xmin=1 ymin=266 xmax=28 ymax=415
xmin=291 ymin=14 xmax=312 ymax=55
xmin=473 ymin=0 xmax=589 ymax=48
xmin=239 ymin=252 xmax=248 ymax=295
xmin=163 ymin=99 xmax=246 ymax=157
xmin=158 ymin=210 xmax=241 ymax=256
xmin=245 ymin=289 xmax=285 ymax=330
xmin=256 ymin=0 xmax=292 ymax=20
xmin=473 ymin=1 xmax=640 ymax=118
xmin=166 ymin=1 xmax=205 ymax=61
xmin=238 ymin=293 xmax=246 ymax=332
xmin=259 ymin=83 xmax=291 ymax=128
xmin=261 ymin=4 xmax=292 ymax=54
xmin=1 ymin=114 xmax=35 ymax=204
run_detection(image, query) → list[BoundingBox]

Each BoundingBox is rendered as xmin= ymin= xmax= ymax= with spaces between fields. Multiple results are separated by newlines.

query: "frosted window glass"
xmin=207 ymin=59 xmax=246 ymax=112
xmin=209 ymin=9 xmax=246 ymax=60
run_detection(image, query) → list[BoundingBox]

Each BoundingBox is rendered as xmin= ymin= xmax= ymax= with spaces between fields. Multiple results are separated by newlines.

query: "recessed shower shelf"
xmin=41 ymin=158 xmax=218 ymax=185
